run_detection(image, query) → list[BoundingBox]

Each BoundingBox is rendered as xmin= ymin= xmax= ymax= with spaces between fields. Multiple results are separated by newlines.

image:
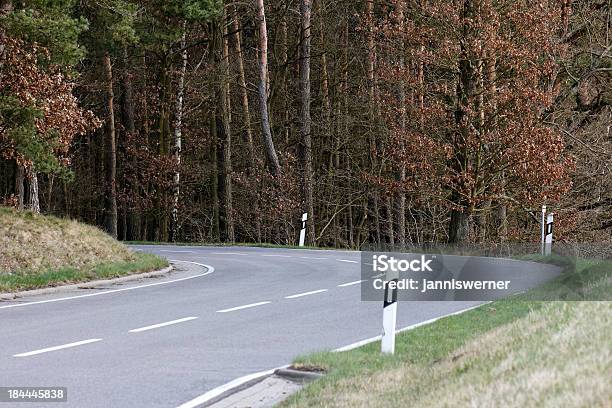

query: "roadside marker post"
xmin=381 ymin=268 xmax=398 ymax=354
xmin=299 ymin=213 xmax=308 ymax=247
xmin=544 ymin=213 xmax=554 ymax=256
xmin=541 ymin=205 xmax=547 ymax=255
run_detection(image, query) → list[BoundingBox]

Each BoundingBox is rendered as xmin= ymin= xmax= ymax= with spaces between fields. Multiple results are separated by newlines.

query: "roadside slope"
xmin=283 ymin=262 xmax=611 ymax=408
xmin=0 ymin=207 xmax=167 ymax=292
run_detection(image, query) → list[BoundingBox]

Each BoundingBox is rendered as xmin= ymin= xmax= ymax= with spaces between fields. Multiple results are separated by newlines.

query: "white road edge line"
xmin=0 ymin=260 xmax=214 ymax=310
xmin=336 ymin=259 xmax=358 ymax=263
xmin=261 ymin=254 xmax=292 ymax=258
xmin=129 ymin=317 xmax=199 ymax=333
xmin=14 ymin=338 xmax=103 ymax=357
xmin=299 ymin=256 xmax=328 ymax=260
xmin=284 ymin=289 xmax=328 ymax=299
xmin=216 ymin=301 xmax=271 ymax=313
xmin=333 ymin=302 xmax=490 ymax=352
xmin=176 ymin=302 xmax=489 ymax=408
xmin=210 ymin=252 xmax=249 ymax=256
xmin=337 ymin=280 xmax=365 ymax=287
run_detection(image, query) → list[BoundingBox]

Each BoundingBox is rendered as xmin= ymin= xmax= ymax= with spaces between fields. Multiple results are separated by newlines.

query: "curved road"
xmin=0 ymin=246 xmax=558 ymax=407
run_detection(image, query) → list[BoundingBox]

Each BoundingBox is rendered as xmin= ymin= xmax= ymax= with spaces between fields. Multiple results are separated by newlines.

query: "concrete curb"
xmin=0 ymin=265 xmax=173 ymax=301
xmin=274 ymin=368 xmax=324 ymax=382
xmin=199 ymin=368 xmax=323 ymax=408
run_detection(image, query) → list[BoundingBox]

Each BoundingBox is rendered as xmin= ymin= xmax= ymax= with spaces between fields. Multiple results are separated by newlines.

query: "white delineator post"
xmin=299 ymin=212 xmax=308 ymax=247
xmin=541 ymin=205 xmax=547 ymax=255
xmin=381 ymin=269 xmax=398 ymax=354
xmin=544 ymin=213 xmax=554 ymax=256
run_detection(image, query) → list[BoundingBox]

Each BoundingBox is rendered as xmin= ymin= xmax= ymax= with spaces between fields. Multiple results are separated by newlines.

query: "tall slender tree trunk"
xmin=280 ymin=18 xmax=290 ymax=145
xmin=343 ymin=21 xmax=352 ymax=247
xmin=366 ymin=0 xmax=381 ymax=245
xmin=103 ymin=51 xmax=118 ymax=238
xmin=221 ymin=10 xmax=235 ymax=243
xmin=121 ymin=46 xmax=140 ymax=241
xmin=395 ymin=0 xmax=406 ymax=247
xmin=232 ymin=10 xmax=255 ymax=169
xmin=485 ymin=56 xmax=507 ymax=243
xmin=156 ymin=56 xmax=171 ymax=242
xmin=141 ymin=53 xmax=150 ymax=241
xmin=171 ymin=24 xmax=187 ymax=242
xmin=15 ymin=163 xmax=24 ymax=209
xmin=299 ymin=0 xmax=315 ymax=245
xmin=449 ymin=0 xmax=478 ymax=244
xmin=209 ymin=23 xmax=220 ymax=242
xmin=255 ymin=0 xmax=281 ymax=176
xmin=316 ymin=0 xmax=331 ymax=144
xmin=27 ymin=169 xmax=39 ymax=214
xmin=232 ymin=8 xmax=261 ymax=242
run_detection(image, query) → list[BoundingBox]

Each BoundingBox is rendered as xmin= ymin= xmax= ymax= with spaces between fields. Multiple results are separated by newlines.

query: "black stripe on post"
xmin=383 ymin=279 xmax=398 ymax=308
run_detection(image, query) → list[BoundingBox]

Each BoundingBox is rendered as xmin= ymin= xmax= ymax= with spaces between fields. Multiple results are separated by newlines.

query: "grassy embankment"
xmin=0 ymin=207 xmax=168 ymax=292
xmin=282 ymin=257 xmax=612 ymax=408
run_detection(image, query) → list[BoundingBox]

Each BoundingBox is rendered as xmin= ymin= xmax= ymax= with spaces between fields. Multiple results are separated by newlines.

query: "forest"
xmin=0 ymin=0 xmax=610 ymax=247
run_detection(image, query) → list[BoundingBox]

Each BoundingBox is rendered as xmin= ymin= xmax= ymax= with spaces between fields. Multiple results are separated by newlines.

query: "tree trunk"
xmin=121 ymin=46 xmax=140 ymax=241
xmin=171 ymin=23 xmax=187 ymax=242
xmin=156 ymin=56 xmax=171 ymax=242
xmin=221 ymin=10 xmax=235 ymax=243
xmin=255 ymin=0 xmax=281 ymax=177
xmin=141 ymin=53 xmax=149 ymax=241
xmin=232 ymin=9 xmax=255 ymax=170
xmin=103 ymin=51 xmax=118 ymax=238
xmin=316 ymin=0 xmax=331 ymax=144
xmin=232 ymin=7 xmax=261 ymax=242
xmin=366 ymin=0 xmax=381 ymax=246
xmin=299 ymin=0 xmax=315 ymax=245
xmin=15 ymin=164 xmax=24 ymax=209
xmin=281 ymin=17 xmax=290 ymax=145
xmin=448 ymin=0 xmax=478 ymax=244
xmin=395 ymin=0 xmax=406 ymax=247
xmin=28 ymin=170 xmax=40 ymax=214
xmin=210 ymin=113 xmax=221 ymax=242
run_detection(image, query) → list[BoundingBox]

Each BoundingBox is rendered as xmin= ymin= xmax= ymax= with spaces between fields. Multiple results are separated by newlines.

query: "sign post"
xmin=299 ymin=213 xmax=308 ymax=247
xmin=381 ymin=269 xmax=398 ymax=354
xmin=541 ymin=205 xmax=547 ymax=255
xmin=544 ymin=213 xmax=554 ymax=256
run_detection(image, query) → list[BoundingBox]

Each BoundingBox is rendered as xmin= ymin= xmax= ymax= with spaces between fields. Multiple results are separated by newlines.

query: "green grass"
xmin=0 ymin=252 xmax=168 ymax=292
xmin=280 ymin=259 xmax=612 ymax=408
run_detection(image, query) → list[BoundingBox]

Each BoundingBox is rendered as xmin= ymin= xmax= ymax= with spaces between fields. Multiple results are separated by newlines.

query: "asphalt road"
xmin=0 ymin=246 xmax=559 ymax=408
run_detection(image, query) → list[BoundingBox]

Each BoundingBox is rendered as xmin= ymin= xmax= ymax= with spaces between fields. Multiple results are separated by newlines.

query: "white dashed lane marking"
xmin=14 ymin=339 xmax=103 ymax=357
xmin=129 ymin=317 xmax=199 ymax=333
xmin=338 ymin=280 xmax=365 ymax=287
xmin=216 ymin=301 xmax=271 ymax=313
xmin=284 ymin=289 xmax=328 ymax=299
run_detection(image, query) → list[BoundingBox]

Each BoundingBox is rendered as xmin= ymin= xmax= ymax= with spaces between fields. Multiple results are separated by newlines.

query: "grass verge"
xmin=0 ymin=253 xmax=167 ymax=293
xmin=281 ymin=259 xmax=611 ymax=408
